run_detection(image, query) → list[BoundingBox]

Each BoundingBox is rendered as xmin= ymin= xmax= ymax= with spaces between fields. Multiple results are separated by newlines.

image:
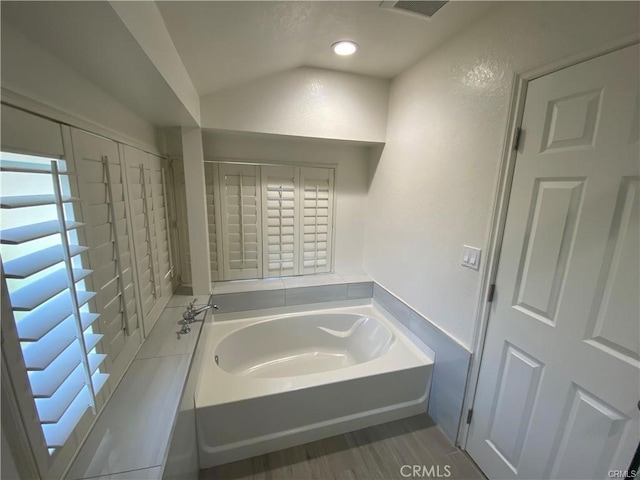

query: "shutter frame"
xmin=219 ymin=163 xmax=263 ymax=280
xmin=261 ymin=165 xmax=300 ymax=277
xmin=0 ymin=153 xmax=108 ymax=452
xmin=299 ymin=166 xmax=335 ymax=275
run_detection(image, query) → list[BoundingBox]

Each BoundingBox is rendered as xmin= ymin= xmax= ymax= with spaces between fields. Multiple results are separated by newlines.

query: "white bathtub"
xmin=195 ymin=304 xmax=434 ymax=468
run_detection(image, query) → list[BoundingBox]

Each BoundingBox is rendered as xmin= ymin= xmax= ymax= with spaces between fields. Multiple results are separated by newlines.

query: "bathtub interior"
xmin=194 ymin=303 xmax=435 ymax=467
xmin=215 ymin=313 xmax=395 ymax=378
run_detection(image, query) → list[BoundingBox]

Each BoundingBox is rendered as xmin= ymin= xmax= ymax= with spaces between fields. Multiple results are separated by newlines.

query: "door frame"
xmin=458 ymin=34 xmax=640 ymax=450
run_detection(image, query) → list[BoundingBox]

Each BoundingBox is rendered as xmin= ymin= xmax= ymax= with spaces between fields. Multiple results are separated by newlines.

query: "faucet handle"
xmin=187 ymin=298 xmax=197 ymax=312
xmin=212 ymin=304 xmax=219 ymax=311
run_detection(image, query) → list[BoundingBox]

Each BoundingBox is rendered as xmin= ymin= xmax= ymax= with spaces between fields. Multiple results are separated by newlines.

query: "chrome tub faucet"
xmin=183 ymin=299 xmax=218 ymax=323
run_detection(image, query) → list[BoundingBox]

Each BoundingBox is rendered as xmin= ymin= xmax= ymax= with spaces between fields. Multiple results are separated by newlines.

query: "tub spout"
xmin=183 ymin=299 xmax=218 ymax=323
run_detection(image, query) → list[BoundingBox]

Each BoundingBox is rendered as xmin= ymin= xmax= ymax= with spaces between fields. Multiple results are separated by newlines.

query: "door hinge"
xmin=487 ymin=284 xmax=496 ymax=303
xmin=466 ymin=409 xmax=474 ymax=424
xmin=513 ymin=127 xmax=522 ymax=151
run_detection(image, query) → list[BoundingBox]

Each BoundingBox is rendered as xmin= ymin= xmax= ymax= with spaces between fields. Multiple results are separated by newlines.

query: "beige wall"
xmin=1 ymin=22 xmax=159 ymax=152
xmin=200 ymin=68 xmax=389 ymax=143
xmin=363 ymin=1 xmax=640 ymax=348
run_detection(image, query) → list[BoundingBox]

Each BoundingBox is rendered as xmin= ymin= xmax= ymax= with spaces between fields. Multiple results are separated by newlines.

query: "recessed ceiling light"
xmin=332 ymin=41 xmax=358 ymax=56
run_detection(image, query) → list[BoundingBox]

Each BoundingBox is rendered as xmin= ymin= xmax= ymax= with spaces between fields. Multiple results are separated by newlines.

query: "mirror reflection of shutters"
xmin=141 ymin=161 xmax=160 ymax=302
xmin=204 ymin=163 xmax=219 ymax=280
xmin=171 ymin=160 xmax=192 ymax=284
xmin=148 ymin=155 xmax=172 ymax=298
xmin=261 ymin=165 xmax=298 ymax=277
xmin=219 ymin=164 xmax=262 ymax=280
xmin=300 ymin=167 xmax=334 ymax=275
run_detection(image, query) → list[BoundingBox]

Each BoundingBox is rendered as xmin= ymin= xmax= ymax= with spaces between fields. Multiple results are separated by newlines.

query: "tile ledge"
xmin=67 ymin=302 xmax=207 ymax=480
xmin=211 ymin=272 xmax=372 ymax=295
xmin=373 ymin=282 xmax=471 ymax=354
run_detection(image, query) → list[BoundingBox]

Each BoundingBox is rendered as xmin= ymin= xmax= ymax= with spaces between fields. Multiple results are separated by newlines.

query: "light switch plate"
xmin=462 ymin=245 xmax=481 ymax=270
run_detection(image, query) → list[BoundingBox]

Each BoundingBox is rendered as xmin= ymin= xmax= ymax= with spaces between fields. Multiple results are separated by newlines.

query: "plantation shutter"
xmin=171 ymin=159 xmax=192 ymax=284
xmin=261 ymin=165 xmax=299 ymax=277
xmin=148 ymin=154 xmax=173 ymax=298
xmin=70 ymin=129 xmax=142 ymax=392
xmin=299 ymin=167 xmax=334 ymax=274
xmin=123 ymin=146 xmax=155 ymax=328
xmin=122 ymin=146 xmax=172 ymax=336
xmin=0 ymin=111 xmax=108 ymax=451
xmin=204 ymin=162 xmax=223 ymax=281
xmin=218 ymin=163 xmax=262 ymax=280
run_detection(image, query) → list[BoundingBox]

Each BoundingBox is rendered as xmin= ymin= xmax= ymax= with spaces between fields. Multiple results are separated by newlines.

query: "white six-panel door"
xmin=467 ymin=44 xmax=640 ymax=479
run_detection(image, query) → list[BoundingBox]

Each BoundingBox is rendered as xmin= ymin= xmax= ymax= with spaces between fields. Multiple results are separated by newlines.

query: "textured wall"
xmin=364 ymin=1 xmax=640 ymax=348
xmin=1 ymin=22 xmax=159 ymax=151
xmin=200 ymin=67 xmax=389 ymax=143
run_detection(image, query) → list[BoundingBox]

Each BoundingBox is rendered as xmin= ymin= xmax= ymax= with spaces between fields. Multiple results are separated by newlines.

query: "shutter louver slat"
xmin=0 ymin=219 xmax=84 ymax=245
xmin=35 ymin=365 xmax=86 ymax=424
xmin=34 ymin=353 xmax=106 ymax=423
xmin=89 ymin=353 xmax=107 ymax=374
xmin=41 ymin=389 xmax=91 ymax=448
xmin=91 ymin=372 xmax=109 ymax=396
xmin=83 ymin=334 xmax=103 ymax=353
xmin=9 ymin=268 xmax=92 ymax=311
xmin=4 ymin=244 xmax=88 ymax=279
xmin=0 ymin=159 xmax=69 ymax=175
xmin=28 ymin=342 xmax=81 ymax=398
xmin=21 ymin=319 xmax=77 ymax=371
xmin=0 ymin=195 xmax=79 ymax=208
xmin=16 ymin=291 xmax=96 ymax=341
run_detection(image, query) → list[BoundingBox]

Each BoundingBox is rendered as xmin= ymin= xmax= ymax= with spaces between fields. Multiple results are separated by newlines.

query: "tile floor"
xmin=201 ymin=414 xmax=485 ymax=480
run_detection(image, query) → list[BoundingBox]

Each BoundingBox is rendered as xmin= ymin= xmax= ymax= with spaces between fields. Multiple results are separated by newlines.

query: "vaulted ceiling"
xmin=157 ymin=1 xmax=495 ymax=96
xmin=2 ymin=1 xmax=495 ymax=127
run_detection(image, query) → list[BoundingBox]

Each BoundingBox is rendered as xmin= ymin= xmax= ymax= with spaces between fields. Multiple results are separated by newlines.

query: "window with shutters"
xmin=261 ymin=165 xmax=299 ymax=277
xmin=0 ymin=151 xmax=108 ymax=453
xmin=205 ymin=162 xmax=334 ymax=281
xmin=204 ymin=163 xmax=220 ymax=280
xmin=218 ymin=163 xmax=262 ymax=280
xmin=71 ymin=129 xmax=142 ymax=394
xmin=122 ymin=146 xmax=173 ymax=336
xmin=299 ymin=167 xmax=334 ymax=275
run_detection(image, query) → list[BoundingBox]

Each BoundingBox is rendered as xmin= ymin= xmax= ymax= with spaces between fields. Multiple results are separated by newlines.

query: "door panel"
xmin=486 ymin=343 xmax=543 ymax=473
xmin=467 ymin=44 xmax=640 ymax=479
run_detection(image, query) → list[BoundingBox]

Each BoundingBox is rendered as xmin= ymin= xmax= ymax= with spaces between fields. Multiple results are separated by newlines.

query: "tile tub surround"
xmin=210 ymin=274 xmax=374 ymax=314
xmin=372 ymin=284 xmax=472 ymax=444
xmin=208 ymin=277 xmax=469 ymax=444
xmin=66 ymin=300 xmax=205 ymax=480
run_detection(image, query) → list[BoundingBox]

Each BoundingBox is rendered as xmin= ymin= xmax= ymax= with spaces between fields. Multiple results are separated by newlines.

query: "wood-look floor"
xmin=200 ymin=414 xmax=486 ymax=480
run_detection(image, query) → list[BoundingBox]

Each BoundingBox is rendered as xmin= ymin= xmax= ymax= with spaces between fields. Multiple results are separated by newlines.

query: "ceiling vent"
xmin=379 ymin=1 xmax=449 ymax=19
